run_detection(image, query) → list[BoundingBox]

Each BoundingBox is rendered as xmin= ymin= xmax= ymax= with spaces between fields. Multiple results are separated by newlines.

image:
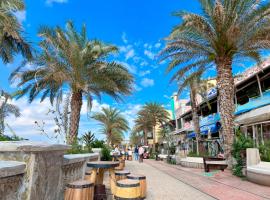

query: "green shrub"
xmin=259 ymin=140 xmax=270 ymax=162
xmin=67 ymin=140 xmax=84 ymax=154
xmin=232 ymin=131 xmax=253 ymax=177
xmin=101 ymin=146 xmax=112 ymax=161
xmin=0 ymin=134 xmax=25 ymax=141
xmin=187 ymin=151 xmax=210 ymax=158
xmin=91 ymin=139 xmax=105 ymax=148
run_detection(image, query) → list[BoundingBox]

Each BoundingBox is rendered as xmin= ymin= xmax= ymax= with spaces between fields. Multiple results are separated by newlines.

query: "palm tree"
xmin=0 ymin=0 xmax=32 ymax=63
xmin=161 ymin=0 xmax=270 ymax=163
xmin=0 ymin=91 xmax=21 ymax=134
xmin=82 ymin=131 xmax=95 ymax=152
xmin=92 ymin=107 xmax=129 ymax=146
xmin=138 ymin=102 xmax=170 ymax=153
xmin=176 ymin=70 xmax=205 ymax=155
xmin=133 ymin=113 xmax=152 ymax=145
xmin=10 ymin=21 xmax=133 ymax=144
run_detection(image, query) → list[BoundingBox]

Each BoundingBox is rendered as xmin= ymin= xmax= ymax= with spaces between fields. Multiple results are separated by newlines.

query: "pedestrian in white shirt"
xmin=138 ymin=145 xmax=144 ymax=163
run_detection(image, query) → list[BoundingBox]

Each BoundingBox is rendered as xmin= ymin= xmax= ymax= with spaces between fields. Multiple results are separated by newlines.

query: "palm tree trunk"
xmin=190 ymin=85 xmax=200 ymax=155
xmin=152 ymin=126 xmax=156 ymax=153
xmin=143 ymin=130 xmax=148 ymax=145
xmin=216 ymin=57 xmax=235 ymax=167
xmin=68 ymin=90 xmax=83 ymax=145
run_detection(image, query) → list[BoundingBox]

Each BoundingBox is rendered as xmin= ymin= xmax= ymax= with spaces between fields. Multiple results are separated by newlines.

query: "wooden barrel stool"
xmin=115 ymin=170 xmax=130 ymax=181
xmin=119 ymin=159 xmax=125 ymax=169
xmin=65 ymin=180 xmax=94 ymax=200
xmin=115 ymin=179 xmax=140 ymax=200
xmin=127 ymin=174 xmax=147 ymax=199
xmin=84 ymin=171 xmax=92 ymax=181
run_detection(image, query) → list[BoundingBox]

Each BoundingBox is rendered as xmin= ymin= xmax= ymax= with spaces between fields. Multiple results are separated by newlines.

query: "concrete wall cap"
xmin=0 ymin=141 xmax=70 ymax=152
xmin=63 ymin=153 xmax=99 ymax=165
xmin=0 ymin=161 xmax=26 ymax=178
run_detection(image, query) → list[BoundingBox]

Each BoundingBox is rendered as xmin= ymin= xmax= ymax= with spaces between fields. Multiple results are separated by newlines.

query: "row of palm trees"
xmin=2 ymin=0 xmax=270 ymax=162
xmin=132 ymin=102 xmax=170 ymax=152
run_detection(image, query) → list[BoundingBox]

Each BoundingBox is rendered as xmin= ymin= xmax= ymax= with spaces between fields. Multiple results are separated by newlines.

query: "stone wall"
xmin=0 ymin=142 xmax=99 ymax=200
xmin=0 ymin=161 xmax=26 ymax=200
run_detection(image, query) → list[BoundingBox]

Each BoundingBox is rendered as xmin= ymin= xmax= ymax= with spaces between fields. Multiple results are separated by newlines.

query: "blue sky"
xmin=1 ymin=0 xmax=254 ymax=143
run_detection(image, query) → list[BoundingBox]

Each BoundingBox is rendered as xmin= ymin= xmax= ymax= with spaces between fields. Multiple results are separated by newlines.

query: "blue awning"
xmin=187 ymin=123 xmax=221 ymax=138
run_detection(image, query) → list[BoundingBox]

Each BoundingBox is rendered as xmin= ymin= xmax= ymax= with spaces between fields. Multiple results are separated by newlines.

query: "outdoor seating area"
xmin=64 ymin=155 xmax=147 ymax=200
xmin=246 ymin=148 xmax=270 ymax=186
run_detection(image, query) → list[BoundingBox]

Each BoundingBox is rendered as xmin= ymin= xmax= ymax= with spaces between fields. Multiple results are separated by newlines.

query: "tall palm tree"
xmin=10 ymin=21 xmax=133 ymax=144
xmin=138 ymin=102 xmax=170 ymax=153
xmin=176 ymin=70 xmax=205 ymax=155
xmin=0 ymin=0 xmax=32 ymax=63
xmin=133 ymin=113 xmax=152 ymax=145
xmin=161 ymin=0 xmax=270 ymax=163
xmin=92 ymin=107 xmax=129 ymax=146
xmin=0 ymin=91 xmax=21 ymax=134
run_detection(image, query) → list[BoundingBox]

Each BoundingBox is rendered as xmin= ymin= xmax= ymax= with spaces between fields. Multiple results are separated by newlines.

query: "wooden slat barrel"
xmin=84 ymin=171 xmax=92 ymax=181
xmin=115 ymin=170 xmax=130 ymax=181
xmin=120 ymin=159 xmax=125 ymax=168
xmin=115 ymin=179 xmax=140 ymax=200
xmin=127 ymin=174 xmax=147 ymax=199
xmin=65 ymin=180 xmax=94 ymax=200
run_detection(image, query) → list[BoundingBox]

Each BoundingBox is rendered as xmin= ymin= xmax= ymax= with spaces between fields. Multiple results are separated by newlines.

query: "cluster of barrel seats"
xmin=112 ymin=171 xmax=147 ymax=200
xmin=64 ymin=155 xmax=147 ymax=200
xmin=111 ymin=155 xmax=147 ymax=200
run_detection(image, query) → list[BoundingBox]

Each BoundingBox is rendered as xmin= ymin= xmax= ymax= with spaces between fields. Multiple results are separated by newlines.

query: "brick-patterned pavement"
xmin=141 ymin=159 xmax=270 ymax=200
xmin=124 ymin=159 xmax=215 ymax=200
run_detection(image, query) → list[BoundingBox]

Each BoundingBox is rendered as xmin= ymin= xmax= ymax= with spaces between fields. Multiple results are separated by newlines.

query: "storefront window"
xmin=257 ymin=124 xmax=263 ymax=145
xmin=247 ymin=126 xmax=253 ymax=139
xmin=263 ymin=123 xmax=270 ymax=142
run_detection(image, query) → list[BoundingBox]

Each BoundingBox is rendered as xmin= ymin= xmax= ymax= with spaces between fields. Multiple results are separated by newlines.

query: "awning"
xmin=187 ymin=122 xmax=221 ymax=138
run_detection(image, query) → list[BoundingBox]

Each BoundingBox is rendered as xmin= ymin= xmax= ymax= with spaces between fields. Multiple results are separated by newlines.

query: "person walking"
xmin=134 ymin=146 xmax=139 ymax=161
xmin=139 ymin=145 xmax=144 ymax=163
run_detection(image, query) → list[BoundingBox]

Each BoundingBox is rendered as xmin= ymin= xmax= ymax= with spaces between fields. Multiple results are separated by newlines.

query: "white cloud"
xmin=140 ymin=61 xmax=149 ymax=67
xmin=133 ymin=84 xmax=142 ymax=92
xmin=155 ymin=43 xmax=161 ymax=48
xmin=125 ymin=49 xmax=135 ymax=60
xmin=139 ymin=70 xmax=151 ymax=77
xmin=46 ymin=0 xmax=68 ymax=6
xmin=140 ymin=78 xmax=154 ymax=87
xmin=119 ymin=61 xmax=137 ymax=74
xmin=14 ymin=11 xmax=26 ymax=24
xmin=121 ymin=104 xmax=142 ymax=131
xmin=121 ymin=32 xmax=128 ymax=44
xmin=144 ymin=50 xmax=155 ymax=60
xmin=81 ymin=99 xmax=109 ymax=115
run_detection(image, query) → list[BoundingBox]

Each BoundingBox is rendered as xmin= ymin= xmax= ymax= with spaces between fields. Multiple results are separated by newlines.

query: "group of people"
xmin=133 ymin=145 xmax=145 ymax=163
xmin=112 ymin=145 xmax=145 ymax=163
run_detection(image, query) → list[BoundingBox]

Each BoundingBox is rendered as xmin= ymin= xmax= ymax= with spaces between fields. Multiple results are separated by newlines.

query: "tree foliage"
xmin=0 ymin=0 xmax=32 ymax=63
xmin=92 ymin=107 xmax=129 ymax=146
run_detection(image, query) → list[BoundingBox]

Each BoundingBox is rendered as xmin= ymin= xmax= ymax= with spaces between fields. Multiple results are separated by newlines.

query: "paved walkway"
xmin=138 ymin=159 xmax=270 ymax=200
xmin=124 ymin=160 xmax=215 ymax=200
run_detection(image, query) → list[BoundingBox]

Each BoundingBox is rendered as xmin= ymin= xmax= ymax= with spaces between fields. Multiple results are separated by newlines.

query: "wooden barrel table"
xmin=65 ymin=180 xmax=94 ymax=200
xmin=127 ymin=174 xmax=147 ymax=199
xmin=115 ymin=170 xmax=130 ymax=181
xmin=87 ymin=161 xmax=119 ymax=200
xmin=115 ymin=179 xmax=140 ymax=200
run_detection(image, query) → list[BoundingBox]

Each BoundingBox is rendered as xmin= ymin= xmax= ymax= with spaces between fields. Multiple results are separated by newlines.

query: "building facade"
xmin=170 ymin=58 xmax=270 ymax=155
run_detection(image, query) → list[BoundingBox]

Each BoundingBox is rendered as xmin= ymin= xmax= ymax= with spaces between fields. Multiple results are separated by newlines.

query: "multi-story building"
xmin=170 ymin=58 xmax=270 ymax=155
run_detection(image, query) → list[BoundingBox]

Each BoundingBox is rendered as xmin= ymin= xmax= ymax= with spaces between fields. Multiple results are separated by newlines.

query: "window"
xmin=263 ymin=123 xmax=270 ymax=142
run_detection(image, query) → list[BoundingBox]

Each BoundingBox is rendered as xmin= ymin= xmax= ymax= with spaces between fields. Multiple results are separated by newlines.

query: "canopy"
xmin=187 ymin=122 xmax=221 ymax=139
